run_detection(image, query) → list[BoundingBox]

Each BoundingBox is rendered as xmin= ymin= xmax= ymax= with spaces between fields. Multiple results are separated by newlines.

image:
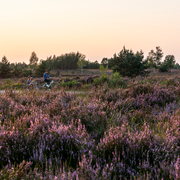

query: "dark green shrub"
xmin=22 ymin=69 xmax=32 ymax=77
xmin=111 ymin=47 xmax=150 ymax=78
xmin=158 ymin=62 xmax=169 ymax=72
xmin=60 ymin=80 xmax=77 ymax=88
xmin=56 ymin=70 xmax=60 ymax=76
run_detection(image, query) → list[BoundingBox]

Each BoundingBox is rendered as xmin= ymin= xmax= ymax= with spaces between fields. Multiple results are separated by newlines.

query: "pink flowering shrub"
xmin=0 ymin=77 xmax=180 ymax=179
xmin=0 ymin=112 xmax=93 ymax=169
xmin=94 ymin=124 xmax=179 ymax=179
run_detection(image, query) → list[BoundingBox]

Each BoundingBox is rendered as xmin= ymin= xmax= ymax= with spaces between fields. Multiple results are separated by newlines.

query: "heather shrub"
xmin=90 ymin=88 xmax=122 ymax=104
xmin=134 ymin=86 xmax=177 ymax=108
xmin=48 ymin=95 xmax=109 ymax=140
xmin=95 ymin=124 xmax=178 ymax=179
xmin=0 ymin=118 xmax=93 ymax=170
xmin=127 ymin=109 xmax=149 ymax=126
xmin=165 ymin=78 xmax=177 ymax=87
xmin=0 ymin=77 xmax=180 ymax=179
xmin=166 ymin=109 xmax=180 ymax=147
xmin=124 ymin=83 xmax=155 ymax=98
xmin=112 ymin=97 xmax=136 ymax=113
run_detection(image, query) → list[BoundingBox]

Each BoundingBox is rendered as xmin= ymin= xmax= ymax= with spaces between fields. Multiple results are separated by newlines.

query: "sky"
xmin=0 ymin=0 xmax=180 ymax=64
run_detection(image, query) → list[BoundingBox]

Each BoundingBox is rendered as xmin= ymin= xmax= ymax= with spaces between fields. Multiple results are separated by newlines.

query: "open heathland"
xmin=0 ymin=71 xmax=180 ymax=179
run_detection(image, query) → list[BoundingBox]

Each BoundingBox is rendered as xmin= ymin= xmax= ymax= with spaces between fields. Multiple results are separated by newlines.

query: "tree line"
xmin=0 ymin=47 xmax=179 ymax=78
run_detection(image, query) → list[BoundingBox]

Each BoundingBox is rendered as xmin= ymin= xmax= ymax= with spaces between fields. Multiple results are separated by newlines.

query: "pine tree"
xmin=0 ymin=56 xmax=11 ymax=78
xmin=111 ymin=47 xmax=149 ymax=78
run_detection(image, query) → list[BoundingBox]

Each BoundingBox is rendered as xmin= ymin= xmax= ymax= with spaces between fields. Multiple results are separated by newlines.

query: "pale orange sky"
xmin=0 ymin=0 xmax=180 ymax=64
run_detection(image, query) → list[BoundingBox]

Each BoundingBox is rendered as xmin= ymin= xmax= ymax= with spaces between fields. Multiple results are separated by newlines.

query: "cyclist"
xmin=27 ymin=76 xmax=38 ymax=91
xmin=27 ymin=76 xmax=31 ymax=91
xmin=43 ymin=69 xmax=52 ymax=87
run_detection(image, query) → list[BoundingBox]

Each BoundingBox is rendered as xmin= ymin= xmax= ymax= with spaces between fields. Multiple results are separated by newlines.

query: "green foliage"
xmin=83 ymin=84 xmax=92 ymax=89
xmin=158 ymin=62 xmax=169 ymax=72
xmin=101 ymin=57 xmax=108 ymax=67
xmin=93 ymin=78 xmax=101 ymax=86
xmin=0 ymin=56 xmax=11 ymax=78
xmin=6 ymin=78 xmax=12 ymax=85
xmin=12 ymin=83 xmax=24 ymax=89
xmin=35 ymin=61 xmax=48 ymax=77
xmin=77 ymin=54 xmax=87 ymax=73
xmin=56 ymin=70 xmax=60 ymax=76
xmin=111 ymin=47 xmax=149 ymax=78
xmin=93 ymin=65 xmax=109 ymax=86
xmin=99 ymin=65 xmax=109 ymax=83
xmin=11 ymin=64 xmax=23 ymax=77
xmin=146 ymin=46 xmax=163 ymax=69
xmin=77 ymin=55 xmax=86 ymax=68
xmin=147 ymin=46 xmax=163 ymax=69
xmin=158 ymin=55 xmax=176 ymax=72
xmin=173 ymin=63 xmax=180 ymax=69
xmin=0 ymin=81 xmax=24 ymax=90
xmin=22 ymin=69 xmax=32 ymax=77
xmin=54 ymin=52 xmax=85 ymax=70
xmin=60 ymin=80 xmax=77 ymax=88
xmin=109 ymin=72 xmax=126 ymax=88
xmin=84 ymin=60 xmax=100 ymax=69
xmin=164 ymin=55 xmax=176 ymax=69
xmin=100 ymin=65 xmax=108 ymax=76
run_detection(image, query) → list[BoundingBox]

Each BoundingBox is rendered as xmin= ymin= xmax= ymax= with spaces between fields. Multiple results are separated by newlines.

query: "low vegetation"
xmin=0 ymin=71 xmax=180 ymax=179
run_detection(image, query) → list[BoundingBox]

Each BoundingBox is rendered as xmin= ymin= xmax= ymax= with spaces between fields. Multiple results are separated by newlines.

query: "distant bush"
xmin=22 ymin=69 xmax=32 ymax=77
xmin=158 ymin=62 xmax=169 ymax=72
xmin=60 ymin=80 xmax=77 ymax=88
xmin=11 ymin=83 xmax=24 ymax=89
xmin=56 ymin=70 xmax=60 ymax=76
xmin=6 ymin=78 xmax=12 ymax=85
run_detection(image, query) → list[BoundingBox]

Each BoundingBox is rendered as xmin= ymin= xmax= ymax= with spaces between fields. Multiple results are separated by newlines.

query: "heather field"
xmin=0 ymin=73 xmax=180 ymax=179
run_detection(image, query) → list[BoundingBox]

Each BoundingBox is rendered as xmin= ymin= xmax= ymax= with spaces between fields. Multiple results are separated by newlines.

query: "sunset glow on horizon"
xmin=0 ymin=0 xmax=180 ymax=64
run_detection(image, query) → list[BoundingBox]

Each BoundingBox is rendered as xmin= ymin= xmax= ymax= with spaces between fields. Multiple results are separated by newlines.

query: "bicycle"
xmin=42 ymin=80 xmax=55 ymax=90
xmin=27 ymin=81 xmax=38 ymax=91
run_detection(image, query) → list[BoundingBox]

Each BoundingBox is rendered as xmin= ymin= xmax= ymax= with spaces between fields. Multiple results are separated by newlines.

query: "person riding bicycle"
xmin=27 ymin=76 xmax=38 ymax=91
xmin=43 ymin=69 xmax=52 ymax=87
xmin=27 ymin=76 xmax=31 ymax=91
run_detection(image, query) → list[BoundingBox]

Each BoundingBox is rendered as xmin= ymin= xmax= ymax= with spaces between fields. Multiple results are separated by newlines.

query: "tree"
xmin=77 ymin=54 xmax=86 ymax=73
xmin=158 ymin=62 xmax=169 ymax=72
xmin=111 ymin=47 xmax=149 ymax=78
xmin=101 ymin=58 xmax=108 ymax=68
xmin=11 ymin=63 xmax=23 ymax=77
xmin=147 ymin=46 xmax=163 ymax=68
xmin=29 ymin=52 xmax=39 ymax=71
xmin=154 ymin=46 xmax=163 ymax=66
xmin=35 ymin=60 xmax=48 ymax=77
xmin=158 ymin=55 xmax=176 ymax=72
xmin=0 ymin=56 xmax=11 ymax=78
xmin=173 ymin=63 xmax=180 ymax=69
xmin=164 ymin=55 xmax=175 ymax=69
